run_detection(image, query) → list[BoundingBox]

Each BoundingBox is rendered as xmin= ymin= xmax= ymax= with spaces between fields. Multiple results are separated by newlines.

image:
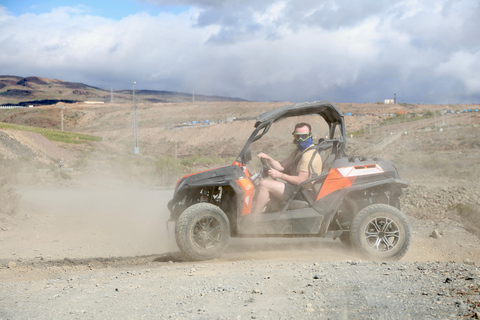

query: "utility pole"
xmin=56 ymin=105 xmax=66 ymax=131
xmin=110 ymin=88 xmax=114 ymax=103
xmin=132 ymin=82 xmax=139 ymax=154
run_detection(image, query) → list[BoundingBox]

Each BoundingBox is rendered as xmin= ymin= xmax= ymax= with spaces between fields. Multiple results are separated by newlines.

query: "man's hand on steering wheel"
xmin=267 ymin=168 xmax=282 ymax=179
xmin=259 ymin=156 xmax=283 ymax=180
xmin=260 ymin=157 xmax=271 ymax=178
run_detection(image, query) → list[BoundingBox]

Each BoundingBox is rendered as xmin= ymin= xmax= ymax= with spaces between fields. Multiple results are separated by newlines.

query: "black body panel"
xmin=239 ymin=209 xmax=324 ymax=236
xmin=167 ymin=165 xmax=246 ymax=219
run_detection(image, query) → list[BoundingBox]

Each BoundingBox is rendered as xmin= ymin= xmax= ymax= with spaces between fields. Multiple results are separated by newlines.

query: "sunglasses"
xmin=292 ymin=133 xmax=311 ymax=141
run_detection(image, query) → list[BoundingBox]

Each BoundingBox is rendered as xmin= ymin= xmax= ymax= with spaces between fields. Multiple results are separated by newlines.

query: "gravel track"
xmin=1 ymin=187 xmax=479 ymax=319
xmin=1 ymin=257 xmax=479 ymax=319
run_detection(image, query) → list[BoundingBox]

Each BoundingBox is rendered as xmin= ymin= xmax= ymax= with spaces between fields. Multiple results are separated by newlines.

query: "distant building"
xmin=84 ymin=101 xmax=104 ymax=104
xmin=384 ymin=99 xmax=394 ymax=104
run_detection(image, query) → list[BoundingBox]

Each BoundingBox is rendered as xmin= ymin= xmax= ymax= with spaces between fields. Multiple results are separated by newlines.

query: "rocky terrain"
xmin=0 ymin=82 xmax=479 ymax=319
xmin=0 ymin=186 xmax=479 ymax=319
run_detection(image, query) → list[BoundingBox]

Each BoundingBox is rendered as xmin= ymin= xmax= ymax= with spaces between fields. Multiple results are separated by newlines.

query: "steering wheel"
xmin=260 ymin=158 xmax=271 ymax=178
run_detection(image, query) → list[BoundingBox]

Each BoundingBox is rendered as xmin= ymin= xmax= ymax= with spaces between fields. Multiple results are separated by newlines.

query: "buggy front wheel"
xmin=175 ymin=203 xmax=230 ymax=261
xmin=350 ymin=204 xmax=410 ymax=260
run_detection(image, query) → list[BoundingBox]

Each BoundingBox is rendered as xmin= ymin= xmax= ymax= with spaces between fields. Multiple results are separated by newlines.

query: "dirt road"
xmin=1 ymin=186 xmax=479 ymax=319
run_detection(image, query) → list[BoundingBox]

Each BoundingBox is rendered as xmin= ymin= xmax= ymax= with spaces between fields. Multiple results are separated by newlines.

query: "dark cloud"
xmin=286 ymin=0 xmax=388 ymax=30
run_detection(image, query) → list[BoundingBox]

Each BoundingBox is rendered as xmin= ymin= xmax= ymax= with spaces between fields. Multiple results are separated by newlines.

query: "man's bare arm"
xmin=258 ymin=153 xmax=288 ymax=171
xmin=268 ymin=169 xmax=309 ymax=186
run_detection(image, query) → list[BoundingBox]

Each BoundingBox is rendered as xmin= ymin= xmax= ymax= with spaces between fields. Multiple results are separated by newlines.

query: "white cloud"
xmin=0 ymin=0 xmax=479 ymax=103
xmin=435 ymin=51 xmax=480 ymax=95
xmin=253 ymin=1 xmax=286 ymax=25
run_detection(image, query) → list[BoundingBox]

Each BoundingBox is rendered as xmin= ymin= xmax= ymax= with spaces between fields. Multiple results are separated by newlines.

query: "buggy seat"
xmin=284 ymin=140 xmax=339 ymax=211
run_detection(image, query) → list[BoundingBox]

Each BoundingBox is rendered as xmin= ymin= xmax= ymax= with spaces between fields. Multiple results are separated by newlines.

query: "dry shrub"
xmin=0 ymin=181 xmax=21 ymax=216
xmin=0 ymin=156 xmax=22 ymax=215
xmin=155 ymin=156 xmax=185 ymax=186
xmin=449 ymin=203 xmax=480 ymax=238
xmin=448 ymin=203 xmax=480 ymax=238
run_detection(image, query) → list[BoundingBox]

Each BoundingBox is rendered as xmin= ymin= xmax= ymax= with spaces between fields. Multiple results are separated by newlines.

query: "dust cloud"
xmin=2 ymin=185 xmax=179 ymax=261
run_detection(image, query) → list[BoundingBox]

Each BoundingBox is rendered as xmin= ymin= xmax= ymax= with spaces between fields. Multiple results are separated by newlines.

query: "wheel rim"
xmin=192 ymin=215 xmax=223 ymax=251
xmin=364 ymin=217 xmax=400 ymax=252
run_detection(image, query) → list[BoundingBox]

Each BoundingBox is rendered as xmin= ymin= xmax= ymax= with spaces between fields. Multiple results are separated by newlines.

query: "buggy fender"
xmin=168 ymin=164 xmax=250 ymax=219
xmin=313 ymin=178 xmax=409 ymax=235
xmin=226 ymin=176 xmax=255 ymax=218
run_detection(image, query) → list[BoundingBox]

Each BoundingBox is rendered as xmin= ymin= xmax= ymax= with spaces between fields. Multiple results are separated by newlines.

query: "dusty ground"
xmin=0 ymin=101 xmax=479 ymax=318
xmin=0 ymin=184 xmax=479 ymax=319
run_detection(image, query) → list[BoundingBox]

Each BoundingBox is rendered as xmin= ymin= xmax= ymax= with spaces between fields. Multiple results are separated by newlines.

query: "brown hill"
xmin=0 ymin=75 xmax=246 ymax=105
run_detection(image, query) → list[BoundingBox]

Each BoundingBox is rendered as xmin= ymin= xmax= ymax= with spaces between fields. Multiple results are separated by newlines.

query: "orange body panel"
xmin=237 ymin=177 xmax=255 ymax=215
xmin=316 ymin=164 xmax=385 ymax=200
xmin=317 ymin=168 xmax=356 ymax=200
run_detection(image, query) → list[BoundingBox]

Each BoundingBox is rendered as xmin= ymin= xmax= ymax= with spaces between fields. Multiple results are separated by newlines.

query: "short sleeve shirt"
xmin=290 ymin=146 xmax=323 ymax=191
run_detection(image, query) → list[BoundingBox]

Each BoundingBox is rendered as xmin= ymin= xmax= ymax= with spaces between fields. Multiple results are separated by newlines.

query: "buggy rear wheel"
xmin=175 ymin=203 xmax=230 ymax=261
xmin=350 ymin=204 xmax=410 ymax=260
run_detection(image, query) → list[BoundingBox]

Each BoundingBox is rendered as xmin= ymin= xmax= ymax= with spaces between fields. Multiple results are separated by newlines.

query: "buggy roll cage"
xmin=236 ymin=100 xmax=346 ymax=164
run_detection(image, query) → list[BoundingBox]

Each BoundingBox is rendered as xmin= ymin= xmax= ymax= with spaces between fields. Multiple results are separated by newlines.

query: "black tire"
xmin=175 ymin=203 xmax=230 ymax=261
xmin=350 ymin=204 xmax=410 ymax=260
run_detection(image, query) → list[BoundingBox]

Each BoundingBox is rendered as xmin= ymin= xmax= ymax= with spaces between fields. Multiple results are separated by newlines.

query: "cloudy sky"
xmin=1 ymin=0 xmax=479 ymax=104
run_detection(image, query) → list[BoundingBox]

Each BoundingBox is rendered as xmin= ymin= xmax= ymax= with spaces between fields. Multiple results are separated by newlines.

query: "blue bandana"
xmin=297 ymin=137 xmax=313 ymax=151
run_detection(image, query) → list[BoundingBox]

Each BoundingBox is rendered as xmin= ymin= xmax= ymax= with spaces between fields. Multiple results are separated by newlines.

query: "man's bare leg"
xmin=251 ymin=180 xmax=285 ymax=215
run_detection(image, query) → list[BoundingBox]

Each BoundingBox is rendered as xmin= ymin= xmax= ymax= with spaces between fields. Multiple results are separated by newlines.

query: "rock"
xmin=463 ymin=260 xmax=476 ymax=266
xmin=430 ymin=230 xmax=442 ymax=239
xmin=8 ymin=261 xmax=17 ymax=269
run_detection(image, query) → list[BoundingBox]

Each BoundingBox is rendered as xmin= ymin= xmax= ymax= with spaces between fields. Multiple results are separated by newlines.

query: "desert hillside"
xmin=1 ymin=78 xmax=480 ymax=318
xmin=1 ymin=95 xmax=479 ymax=233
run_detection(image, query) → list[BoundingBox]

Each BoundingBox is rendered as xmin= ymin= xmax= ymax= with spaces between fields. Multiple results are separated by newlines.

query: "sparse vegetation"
xmin=0 ymin=181 xmax=21 ymax=216
xmin=0 ymin=156 xmax=22 ymax=216
xmin=347 ymin=128 xmax=366 ymax=137
xmin=154 ymin=156 xmax=185 ymax=185
xmin=154 ymin=155 xmax=236 ymax=185
xmin=449 ymin=203 xmax=480 ymax=238
xmin=0 ymin=122 xmax=102 ymax=144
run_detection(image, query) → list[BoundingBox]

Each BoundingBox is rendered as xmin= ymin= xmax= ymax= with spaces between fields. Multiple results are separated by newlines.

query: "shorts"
xmin=283 ymin=183 xmax=295 ymax=201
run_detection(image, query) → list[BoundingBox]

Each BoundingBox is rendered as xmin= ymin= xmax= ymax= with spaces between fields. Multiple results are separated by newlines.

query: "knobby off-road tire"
xmin=350 ymin=204 xmax=411 ymax=260
xmin=175 ymin=203 xmax=230 ymax=261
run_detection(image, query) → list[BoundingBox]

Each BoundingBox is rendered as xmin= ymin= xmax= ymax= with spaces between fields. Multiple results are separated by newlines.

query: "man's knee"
xmin=258 ymin=180 xmax=285 ymax=199
xmin=257 ymin=180 xmax=268 ymax=191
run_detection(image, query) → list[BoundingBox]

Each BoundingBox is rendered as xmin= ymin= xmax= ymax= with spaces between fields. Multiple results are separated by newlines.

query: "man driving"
xmin=251 ymin=122 xmax=323 ymax=215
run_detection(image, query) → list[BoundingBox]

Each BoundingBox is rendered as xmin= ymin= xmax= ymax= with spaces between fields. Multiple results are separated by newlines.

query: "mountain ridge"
xmin=0 ymin=75 xmax=247 ymax=105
